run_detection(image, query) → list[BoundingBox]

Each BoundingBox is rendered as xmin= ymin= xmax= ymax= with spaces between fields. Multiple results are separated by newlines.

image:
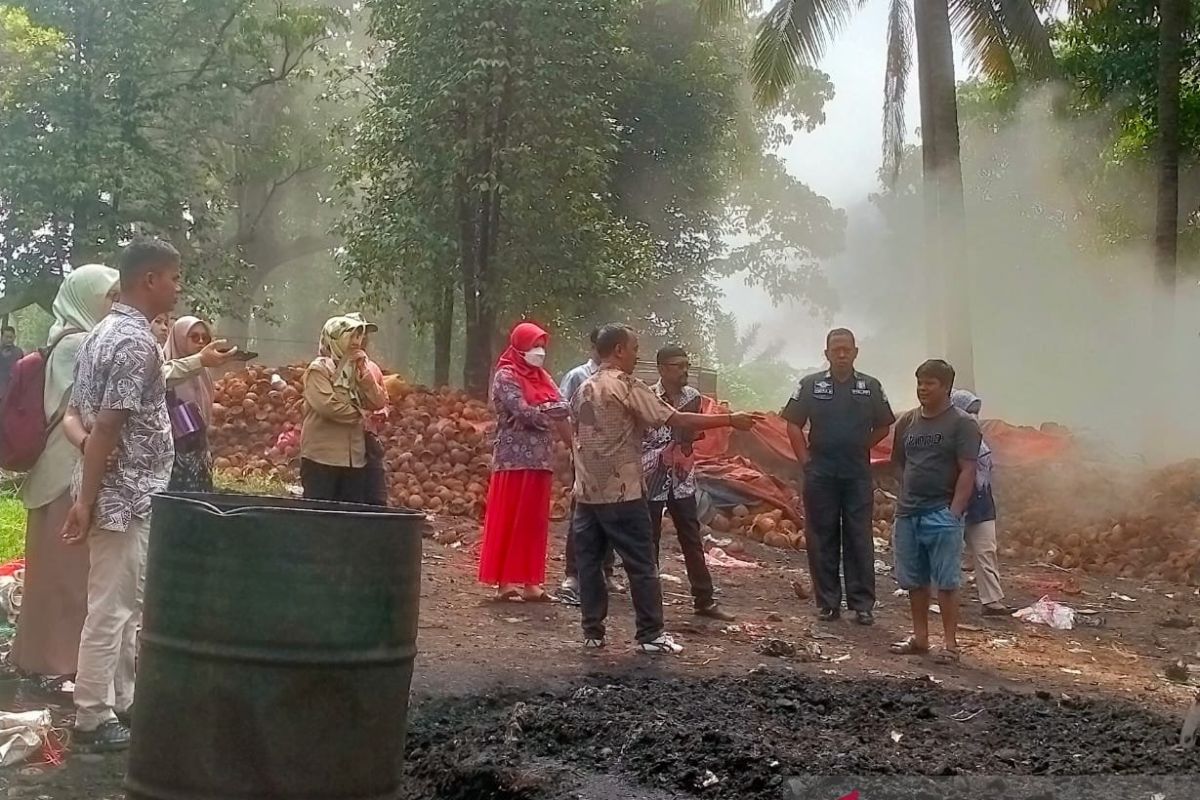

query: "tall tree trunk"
xmin=1154 ymin=0 xmax=1185 ymax=299
xmin=914 ymin=0 xmax=975 ymax=389
xmin=1148 ymin=0 xmax=1187 ymax=458
xmin=915 ymin=3 xmax=944 ymax=358
xmin=433 ymin=282 xmax=454 ymax=387
xmin=458 ymin=177 xmax=493 ymax=399
xmin=458 ymin=68 xmax=510 ymax=400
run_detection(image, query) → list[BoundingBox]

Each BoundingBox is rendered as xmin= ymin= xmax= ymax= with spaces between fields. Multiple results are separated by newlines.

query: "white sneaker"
xmin=637 ymin=633 xmax=682 ymax=655
xmin=583 ymin=637 xmax=606 ymax=649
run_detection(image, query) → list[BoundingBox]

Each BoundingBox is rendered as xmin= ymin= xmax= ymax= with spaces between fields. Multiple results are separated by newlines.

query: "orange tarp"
xmin=693 ymin=397 xmax=1072 ymax=468
xmin=686 ymin=396 xmax=1072 ymax=521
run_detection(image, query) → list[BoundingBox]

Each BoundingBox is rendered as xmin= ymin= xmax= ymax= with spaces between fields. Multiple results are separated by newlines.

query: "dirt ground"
xmin=2 ymin=517 xmax=1198 ymax=798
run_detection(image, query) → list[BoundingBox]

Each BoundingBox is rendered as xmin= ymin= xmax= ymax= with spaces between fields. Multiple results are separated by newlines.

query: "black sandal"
xmin=30 ymin=674 xmax=74 ymax=696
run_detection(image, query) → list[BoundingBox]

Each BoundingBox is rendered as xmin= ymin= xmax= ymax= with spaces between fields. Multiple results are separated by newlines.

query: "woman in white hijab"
xmin=13 ymin=264 xmax=120 ymax=690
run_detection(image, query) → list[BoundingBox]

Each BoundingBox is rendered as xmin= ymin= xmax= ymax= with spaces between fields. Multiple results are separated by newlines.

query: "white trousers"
xmin=74 ymin=517 xmax=149 ymax=731
xmin=964 ymin=519 xmax=1005 ymax=606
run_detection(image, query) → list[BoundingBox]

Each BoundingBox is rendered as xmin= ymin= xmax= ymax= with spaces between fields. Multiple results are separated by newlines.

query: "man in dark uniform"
xmin=782 ymin=329 xmax=895 ymax=625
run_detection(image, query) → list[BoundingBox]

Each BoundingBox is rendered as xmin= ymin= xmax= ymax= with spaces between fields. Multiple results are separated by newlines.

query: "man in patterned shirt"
xmin=641 ymin=346 xmax=734 ymax=621
xmin=557 ymin=327 xmax=619 ymax=603
xmin=61 ymin=238 xmax=203 ymax=751
xmin=571 ymin=325 xmax=761 ymax=654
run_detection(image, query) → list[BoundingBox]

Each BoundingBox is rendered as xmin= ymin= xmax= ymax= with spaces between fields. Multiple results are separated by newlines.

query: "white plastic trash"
xmin=1013 ymin=595 xmax=1076 ymax=630
xmin=0 ymin=709 xmax=51 ymax=767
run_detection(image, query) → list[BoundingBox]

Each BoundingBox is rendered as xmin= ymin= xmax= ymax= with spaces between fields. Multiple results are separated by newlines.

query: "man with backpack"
xmin=0 ymin=326 xmax=25 ymax=400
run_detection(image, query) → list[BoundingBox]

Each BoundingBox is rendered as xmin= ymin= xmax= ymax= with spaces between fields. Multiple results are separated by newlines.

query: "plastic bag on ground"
xmin=703 ymin=547 xmax=759 ymax=569
xmin=0 ymin=709 xmax=51 ymax=767
xmin=0 ymin=558 xmax=24 ymax=622
xmin=1013 ymin=595 xmax=1076 ymax=630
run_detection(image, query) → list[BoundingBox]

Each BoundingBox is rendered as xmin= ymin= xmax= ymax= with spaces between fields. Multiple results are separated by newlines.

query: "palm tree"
xmin=701 ymin=0 xmax=1063 ymax=388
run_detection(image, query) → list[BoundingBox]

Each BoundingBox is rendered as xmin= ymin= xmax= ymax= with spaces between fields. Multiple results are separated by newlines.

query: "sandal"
xmin=889 ymin=636 xmax=930 ymax=656
xmin=521 ymin=589 xmax=553 ymax=603
xmin=932 ymin=647 xmax=961 ymax=665
xmin=30 ymin=674 xmax=75 ymax=696
xmin=493 ymin=588 xmax=524 ymax=603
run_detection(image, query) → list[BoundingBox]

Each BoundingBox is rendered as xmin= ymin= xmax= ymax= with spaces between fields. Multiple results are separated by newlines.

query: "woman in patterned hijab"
xmin=299 ymin=314 xmax=387 ymax=504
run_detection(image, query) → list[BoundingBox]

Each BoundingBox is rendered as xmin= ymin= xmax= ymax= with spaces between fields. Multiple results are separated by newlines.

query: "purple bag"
xmin=167 ymin=391 xmax=206 ymax=441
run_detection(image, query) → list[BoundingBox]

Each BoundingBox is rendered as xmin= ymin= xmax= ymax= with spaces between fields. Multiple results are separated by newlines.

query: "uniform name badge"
xmin=813 ymin=380 xmax=834 ymax=399
xmin=851 ymin=379 xmax=872 ymax=397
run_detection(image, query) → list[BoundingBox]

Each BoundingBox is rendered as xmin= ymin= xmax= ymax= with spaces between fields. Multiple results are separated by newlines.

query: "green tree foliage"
xmin=1055 ymin=0 xmax=1199 ymax=254
xmin=0 ymin=0 xmax=343 ymax=316
xmin=907 ymin=2 xmax=1200 ymax=260
xmin=342 ymin=0 xmax=845 ymax=392
xmin=341 ymin=0 xmax=654 ymax=396
xmin=0 ymin=5 xmax=62 ymax=101
xmin=612 ymin=0 xmax=843 ymax=351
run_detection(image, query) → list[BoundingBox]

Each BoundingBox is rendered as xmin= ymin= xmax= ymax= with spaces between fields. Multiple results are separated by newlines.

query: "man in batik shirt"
xmin=641 ymin=346 xmax=733 ymax=622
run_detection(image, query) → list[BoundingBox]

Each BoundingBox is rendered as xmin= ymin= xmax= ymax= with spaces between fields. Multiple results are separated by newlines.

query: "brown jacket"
xmin=300 ymin=358 xmax=387 ymax=468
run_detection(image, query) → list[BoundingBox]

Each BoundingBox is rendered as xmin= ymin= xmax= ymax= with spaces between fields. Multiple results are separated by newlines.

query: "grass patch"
xmin=213 ymin=470 xmax=290 ymax=497
xmin=0 ymin=492 xmax=25 ymax=562
xmin=0 ymin=472 xmax=287 ymax=564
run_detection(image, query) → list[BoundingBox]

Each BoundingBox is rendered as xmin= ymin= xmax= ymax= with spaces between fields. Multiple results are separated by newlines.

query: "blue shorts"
xmin=894 ymin=507 xmax=965 ymax=591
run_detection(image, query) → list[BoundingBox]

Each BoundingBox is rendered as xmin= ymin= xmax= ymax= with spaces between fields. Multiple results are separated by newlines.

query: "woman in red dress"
xmin=478 ymin=322 xmax=569 ymax=602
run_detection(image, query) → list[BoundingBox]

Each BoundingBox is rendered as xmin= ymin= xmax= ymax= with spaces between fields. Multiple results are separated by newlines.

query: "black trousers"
xmin=802 ymin=475 xmax=875 ymax=612
xmin=648 ymin=495 xmax=714 ymax=609
xmin=573 ymin=499 xmax=664 ymax=644
xmin=301 ymin=458 xmax=370 ymax=505
xmin=364 ymin=433 xmax=388 ymax=506
xmin=564 ymin=498 xmax=614 ymax=580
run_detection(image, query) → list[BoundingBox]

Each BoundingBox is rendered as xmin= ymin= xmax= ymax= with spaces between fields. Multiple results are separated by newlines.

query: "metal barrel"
xmin=126 ymin=492 xmax=424 ymax=800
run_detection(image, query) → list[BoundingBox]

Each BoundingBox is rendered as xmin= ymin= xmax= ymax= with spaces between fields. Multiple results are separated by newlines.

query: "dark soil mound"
xmin=400 ymin=670 xmax=1200 ymax=799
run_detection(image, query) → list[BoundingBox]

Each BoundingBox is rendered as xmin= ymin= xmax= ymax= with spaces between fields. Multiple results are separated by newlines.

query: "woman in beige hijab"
xmin=14 ymin=264 xmax=119 ymax=691
xmin=300 ymin=315 xmax=386 ymax=503
xmin=164 ymin=316 xmax=217 ymax=492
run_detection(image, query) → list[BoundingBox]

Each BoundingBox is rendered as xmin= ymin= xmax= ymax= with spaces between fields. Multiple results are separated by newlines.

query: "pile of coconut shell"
xmin=208 ymin=366 xmax=1200 ymax=583
xmin=993 ymin=459 xmax=1200 ymax=583
xmin=209 ymin=366 xmax=571 ymax=517
xmin=708 ymin=506 xmax=805 ymax=550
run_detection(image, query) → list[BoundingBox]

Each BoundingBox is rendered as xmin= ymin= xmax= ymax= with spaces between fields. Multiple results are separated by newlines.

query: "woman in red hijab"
xmin=479 ymin=321 xmax=569 ymax=602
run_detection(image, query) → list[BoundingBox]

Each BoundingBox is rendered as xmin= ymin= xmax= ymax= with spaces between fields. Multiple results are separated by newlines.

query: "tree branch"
xmin=145 ymin=1 xmax=251 ymax=102
xmin=236 ymin=35 xmax=330 ymax=94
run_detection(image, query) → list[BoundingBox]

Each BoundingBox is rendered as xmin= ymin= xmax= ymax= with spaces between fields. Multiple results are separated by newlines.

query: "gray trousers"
xmin=965 ymin=520 xmax=1005 ymax=605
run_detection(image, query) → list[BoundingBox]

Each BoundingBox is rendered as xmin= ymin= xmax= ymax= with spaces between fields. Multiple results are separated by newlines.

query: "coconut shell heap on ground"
xmin=208 ymin=367 xmax=1200 ymax=582
xmin=209 ymin=366 xmax=571 ymax=518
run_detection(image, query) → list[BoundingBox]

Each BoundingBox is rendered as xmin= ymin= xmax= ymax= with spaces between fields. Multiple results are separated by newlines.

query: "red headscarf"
xmin=495 ymin=321 xmax=561 ymax=404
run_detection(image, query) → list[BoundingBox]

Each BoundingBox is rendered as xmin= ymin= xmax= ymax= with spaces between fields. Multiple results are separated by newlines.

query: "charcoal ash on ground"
xmin=399 ymin=670 xmax=1200 ymax=800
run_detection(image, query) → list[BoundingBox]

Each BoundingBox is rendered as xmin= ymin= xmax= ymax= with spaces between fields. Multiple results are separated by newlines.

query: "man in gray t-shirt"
xmin=888 ymin=359 xmax=981 ymax=665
